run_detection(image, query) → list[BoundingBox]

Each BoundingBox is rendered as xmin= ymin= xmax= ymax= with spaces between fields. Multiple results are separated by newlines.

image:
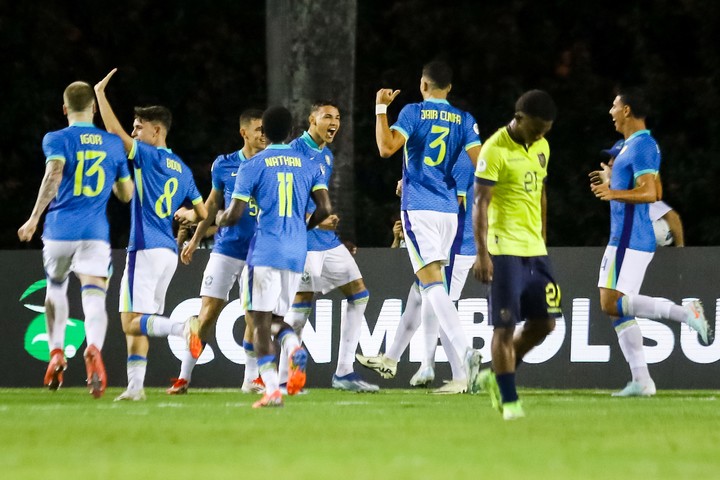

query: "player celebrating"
xmin=473 ymin=90 xmax=563 ymax=420
xmin=589 ymin=87 xmax=710 ymax=397
xmin=281 ymin=101 xmax=377 ymax=393
xmin=217 ymin=106 xmax=332 ymax=408
xmin=167 ymin=109 xmax=266 ymax=395
xmin=18 ymin=81 xmax=133 ymax=398
xmin=94 ymin=69 xmax=207 ymax=401
xmin=361 ymin=60 xmax=483 ymax=392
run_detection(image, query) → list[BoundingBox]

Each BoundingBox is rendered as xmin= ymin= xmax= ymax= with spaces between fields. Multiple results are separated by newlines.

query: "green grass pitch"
xmin=1 ymin=387 xmax=718 ymax=479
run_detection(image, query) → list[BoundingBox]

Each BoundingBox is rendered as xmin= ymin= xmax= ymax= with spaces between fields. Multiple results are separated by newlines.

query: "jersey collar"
xmin=70 ymin=122 xmax=94 ymax=127
xmin=301 ymin=131 xmax=322 ymax=151
xmin=267 ymin=143 xmax=292 ymax=150
xmin=626 ymin=129 xmax=650 ymax=142
xmin=425 ymin=98 xmax=450 ymax=105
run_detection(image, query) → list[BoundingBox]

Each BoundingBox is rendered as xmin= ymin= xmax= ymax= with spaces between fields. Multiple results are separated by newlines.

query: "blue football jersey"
xmin=210 ymin=150 xmax=258 ymax=260
xmin=452 ymin=150 xmax=477 ymax=256
xmin=41 ymin=122 xmax=130 ymax=242
xmin=608 ymin=130 xmax=660 ymax=252
xmin=391 ymin=99 xmax=481 ymax=213
xmin=231 ymin=144 xmax=327 ymax=273
xmin=128 ymin=140 xmax=203 ymax=253
xmin=289 ymin=132 xmax=342 ymax=252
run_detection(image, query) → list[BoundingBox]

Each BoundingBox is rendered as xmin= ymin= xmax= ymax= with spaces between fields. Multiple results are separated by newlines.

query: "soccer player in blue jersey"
xmin=18 ymin=81 xmax=133 ymax=398
xmin=357 ymin=151 xmax=477 ymax=394
xmin=167 ymin=109 xmax=267 ymax=395
xmin=360 ymin=61 xmax=484 ymax=391
xmin=217 ymin=106 xmax=332 ymax=408
xmin=589 ymin=88 xmax=710 ymax=397
xmin=473 ymin=90 xmax=563 ymax=420
xmin=279 ymin=101 xmax=377 ymax=393
xmin=94 ymin=69 xmax=208 ymax=401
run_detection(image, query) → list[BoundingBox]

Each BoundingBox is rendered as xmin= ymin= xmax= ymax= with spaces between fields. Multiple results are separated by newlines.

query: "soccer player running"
xmin=217 ymin=106 xmax=332 ymax=408
xmin=589 ymin=88 xmax=710 ymax=397
xmin=280 ymin=101 xmax=378 ymax=393
xmin=94 ymin=69 xmax=208 ymax=401
xmin=360 ymin=60 xmax=483 ymax=392
xmin=357 ymin=152 xmax=476 ymax=394
xmin=18 ymin=81 xmax=134 ymax=398
xmin=473 ymin=90 xmax=563 ymax=420
xmin=167 ymin=109 xmax=267 ymax=395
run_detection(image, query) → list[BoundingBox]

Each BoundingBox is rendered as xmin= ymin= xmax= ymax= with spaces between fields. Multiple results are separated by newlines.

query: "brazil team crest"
xmin=537 ymin=153 xmax=546 ymax=168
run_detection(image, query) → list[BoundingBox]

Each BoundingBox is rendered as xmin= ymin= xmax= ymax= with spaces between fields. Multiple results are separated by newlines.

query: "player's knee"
xmin=600 ymin=297 xmax=621 ymax=316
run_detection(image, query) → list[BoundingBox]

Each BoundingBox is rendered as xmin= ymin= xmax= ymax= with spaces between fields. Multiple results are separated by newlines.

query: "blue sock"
xmin=496 ymin=372 xmax=518 ymax=404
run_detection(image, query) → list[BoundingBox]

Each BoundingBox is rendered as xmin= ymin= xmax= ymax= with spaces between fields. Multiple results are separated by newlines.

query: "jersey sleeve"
xmin=231 ymin=161 xmax=254 ymax=201
xmin=127 ymin=139 xmax=148 ymax=167
xmin=633 ymin=139 xmax=660 ymax=179
xmin=41 ymin=132 xmax=66 ymax=163
xmin=390 ymin=104 xmax=418 ymax=140
xmin=184 ymin=173 xmax=203 ymax=205
xmin=210 ymin=157 xmax=223 ymax=191
xmin=311 ymin=162 xmax=328 ymax=192
xmin=462 ymin=112 xmax=482 ymax=150
xmin=475 ymin=144 xmax=503 ymax=185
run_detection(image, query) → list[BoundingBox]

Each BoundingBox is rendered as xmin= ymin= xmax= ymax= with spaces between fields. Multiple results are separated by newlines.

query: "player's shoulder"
xmin=213 ymin=151 xmax=241 ymax=168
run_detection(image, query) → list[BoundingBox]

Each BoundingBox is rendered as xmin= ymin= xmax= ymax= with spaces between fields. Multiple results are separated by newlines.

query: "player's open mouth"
xmin=327 ymin=128 xmax=337 ymax=138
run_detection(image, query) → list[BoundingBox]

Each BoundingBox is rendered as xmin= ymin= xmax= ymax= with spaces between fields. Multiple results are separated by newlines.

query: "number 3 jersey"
xmin=232 ymin=144 xmax=327 ymax=273
xmin=41 ymin=122 xmax=130 ymax=242
xmin=474 ymin=126 xmax=550 ymax=257
xmin=127 ymin=139 xmax=202 ymax=253
xmin=391 ymin=98 xmax=481 ymax=214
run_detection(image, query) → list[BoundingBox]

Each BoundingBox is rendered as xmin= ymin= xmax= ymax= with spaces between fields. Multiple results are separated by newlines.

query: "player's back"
xmin=233 ymin=144 xmax=326 ymax=273
xmin=42 ymin=123 xmax=129 ymax=242
xmin=608 ymin=130 xmax=659 ymax=252
xmin=392 ymin=99 xmax=481 ymax=213
xmin=211 ymin=151 xmax=258 ymax=260
xmin=290 ymin=132 xmax=341 ymax=252
xmin=128 ymin=140 xmax=202 ymax=253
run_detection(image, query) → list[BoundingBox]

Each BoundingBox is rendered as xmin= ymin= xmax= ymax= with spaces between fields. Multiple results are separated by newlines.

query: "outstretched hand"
xmin=588 ymin=162 xmax=611 ymax=186
xmin=94 ymin=68 xmax=118 ymax=93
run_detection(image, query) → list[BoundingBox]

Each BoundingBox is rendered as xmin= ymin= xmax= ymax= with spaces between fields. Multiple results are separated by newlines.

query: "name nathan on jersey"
xmin=264 ymin=156 xmax=303 ymax=167
xmin=420 ymin=109 xmax=462 ymax=124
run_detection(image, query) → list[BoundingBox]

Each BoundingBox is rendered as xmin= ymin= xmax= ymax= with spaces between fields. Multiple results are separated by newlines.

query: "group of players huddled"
xmin=19 ymin=61 xmax=710 ymax=416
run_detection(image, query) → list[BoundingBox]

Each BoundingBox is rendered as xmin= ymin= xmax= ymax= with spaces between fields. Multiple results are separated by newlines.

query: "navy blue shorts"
xmin=488 ymin=255 xmax=562 ymax=328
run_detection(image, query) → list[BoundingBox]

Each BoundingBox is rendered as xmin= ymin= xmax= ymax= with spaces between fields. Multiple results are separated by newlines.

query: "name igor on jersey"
xmin=391 ymin=98 xmax=481 ymax=213
xmin=608 ymin=130 xmax=659 ymax=252
xmin=232 ymin=144 xmax=327 ymax=273
xmin=452 ymin=150 xmax=477 ymax=256
xmin=41 ymin=122 xmax=130 ymax=242
xmin=128 ymin=140 xmax=203 ymax=253
xmin=289 ymin=131 xmax=342 ymax=252
xmin=211 ymin=150 xmax=258 ymax=260
xmin=475 ymin=127 xmax=549 ymax=257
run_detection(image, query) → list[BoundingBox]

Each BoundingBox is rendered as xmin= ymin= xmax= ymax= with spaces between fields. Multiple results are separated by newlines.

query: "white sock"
xmin=127 ymin=356 xmax=147 ymax=391
xmin=422 ymin=303 xmax=440 ymax=369
xmin=386 ymin=283 xmax=422 ymax=361
xmin=336 ymin=292 xmax=369 ymax=377
xmin=243 ymin=341 xmax=258 ymax=381
xmin=178 ymin=350 xmax=197 ymax=382
xmin=439 ymin=326 xmax=465 ymax=381
xmin=422 ymin=283 xmax=470 ymax=359
xmin=45 ymin=279 xmax=69 ymax=351
xmin=259 ymin=359 xmax=279 ymax=393
xmin=280 ymin=329 xmax=300 ymax=356
xmin=141 ymin=314 xmax=184 ymax=337
xmin=615 ymin=319 xmax=651 ymax=383
xmin=81 ymin=285 xmax=108 ymax=350
xmin=622 ymin=295 xmax=688 ymax=323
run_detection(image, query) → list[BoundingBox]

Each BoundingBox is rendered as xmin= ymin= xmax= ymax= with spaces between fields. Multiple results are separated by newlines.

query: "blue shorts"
xmin=489 ymin=255 xmax=562 ymax=328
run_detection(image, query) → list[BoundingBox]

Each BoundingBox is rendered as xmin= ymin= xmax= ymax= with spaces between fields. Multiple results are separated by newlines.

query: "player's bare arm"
xmin=472 ymin=182 xmax=494 ymax=283
xmin=217 ymin=198 xmax=246 ymax=227
xmin=113 ymin=177 xmax=134 ymax=203
xmin=375 ymin=88 xmax=405 ymax=157
xmin=541 ymin=186 xmax=548 ymax=243
xmin=18 ymin=160 xmax=64 ymax=242
xmin=466 ymin=145 xmax=482 ymax=169
xmin=94 ymin=68 xmax=134 ymax=153
xmin=307 ymin=189 xmax=332 ymax=230
xmin=591 ymin=172 xmax=657 ymax=203
xmin=180 ymin=190 xmax=220 ymax=265
xmin=317 ymin=214 xmax=339 ymax=231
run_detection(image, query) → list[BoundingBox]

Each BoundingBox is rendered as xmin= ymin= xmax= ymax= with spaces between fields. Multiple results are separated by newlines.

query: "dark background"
xmin=2 ymin=0 xmax=719 ymax=249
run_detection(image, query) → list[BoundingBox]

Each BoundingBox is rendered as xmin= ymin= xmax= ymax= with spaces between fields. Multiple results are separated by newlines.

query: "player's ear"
xmin=62 ymin=104 xmax=68 ymax=116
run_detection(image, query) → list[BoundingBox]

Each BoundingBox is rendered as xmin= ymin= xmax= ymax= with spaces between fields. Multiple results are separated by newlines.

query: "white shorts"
xmin=241 ymin=266 xmax=301 ymax=317
xmin=200 ymin=253 xmax=246 ymax=300
xmin=447 ymin=254 xmax=475 ymax=301
xmin=402 ymin=210 xmax=457 ymax=274
xmin=597 ymin=245 xmax=654 ymax=295
xmin=43 ymin=240 xmax=111 ymax=281
xmin=120 ymin=248 xmax=178 ymax=314
xmin=297 ymin=245 xmax=362 ymax=294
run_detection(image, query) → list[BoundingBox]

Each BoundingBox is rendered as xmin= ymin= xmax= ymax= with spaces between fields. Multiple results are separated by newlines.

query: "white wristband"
xmin=375 ymin=104 xmax=388 ymax=115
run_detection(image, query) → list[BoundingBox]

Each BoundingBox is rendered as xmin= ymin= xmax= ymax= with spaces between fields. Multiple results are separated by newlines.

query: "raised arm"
xmin=375 ymin=89 xmax=405 ymax=158
xmin=18 ymin=160 xmax=64 ymax=241
xmin=94 ymin=69 xmax=133 ymax=153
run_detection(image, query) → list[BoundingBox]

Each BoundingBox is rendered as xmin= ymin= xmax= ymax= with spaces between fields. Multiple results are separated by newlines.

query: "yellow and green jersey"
xmin=474 ymin=127 xmax=549 ymax=257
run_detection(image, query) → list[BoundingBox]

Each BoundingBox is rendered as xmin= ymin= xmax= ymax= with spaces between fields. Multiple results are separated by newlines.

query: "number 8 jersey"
xmin=41 ymin=122 xmax=130 ymax=242
xmin=391 ymin=99 xmax=481 ymax=214
xmin=127 ymin=139 xmax=202 ymax=253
